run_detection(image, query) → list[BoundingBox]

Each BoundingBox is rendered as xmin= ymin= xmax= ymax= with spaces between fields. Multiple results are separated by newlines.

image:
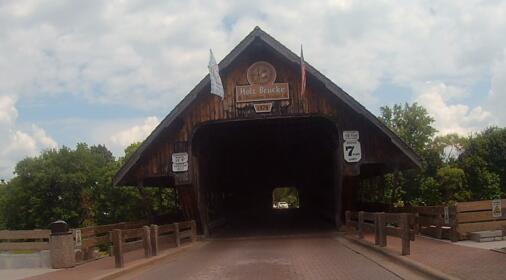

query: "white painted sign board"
xmin=172 ymin=152 xmax=189 ymax=164
xmin=444 ymin=207 xmax=449 ymax=224
xmin=343 ymin=130 xmax=360 ymax=141
xmin=343 ymin=140 xmax=362 ymax=162
xmin=172 ymin=162 xmax=189 ymax=172
xmin=74 ymin=229 xmax=82 ymax=247
xmin=492 ymin=199 xmax=502 ymax=218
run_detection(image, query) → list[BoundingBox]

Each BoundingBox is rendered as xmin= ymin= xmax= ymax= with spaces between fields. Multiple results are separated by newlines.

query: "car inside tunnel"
xmin=192 ymin=116 xmax=341 ymax=236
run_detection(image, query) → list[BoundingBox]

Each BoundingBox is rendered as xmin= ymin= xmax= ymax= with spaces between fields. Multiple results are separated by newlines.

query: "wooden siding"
xmin=131 ymin=49 xmax=408 ymax=183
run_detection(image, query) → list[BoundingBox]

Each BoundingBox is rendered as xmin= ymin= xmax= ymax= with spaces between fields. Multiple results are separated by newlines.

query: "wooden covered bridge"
xmin=113 ymin=27 xmax=421 ymax=236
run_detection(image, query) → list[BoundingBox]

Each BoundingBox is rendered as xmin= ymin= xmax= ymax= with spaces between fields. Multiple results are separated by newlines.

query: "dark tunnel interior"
xmin=192 ymin=116 xmax=341 ymax=236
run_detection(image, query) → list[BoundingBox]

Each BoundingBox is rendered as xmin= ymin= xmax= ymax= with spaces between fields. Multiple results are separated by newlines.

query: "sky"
xmin=1 ymin=0 xmax=506 ymax=179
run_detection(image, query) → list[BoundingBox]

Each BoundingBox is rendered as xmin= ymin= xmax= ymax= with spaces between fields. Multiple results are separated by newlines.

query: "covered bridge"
xmin=113 ymin=27 xmax=421 ymax=236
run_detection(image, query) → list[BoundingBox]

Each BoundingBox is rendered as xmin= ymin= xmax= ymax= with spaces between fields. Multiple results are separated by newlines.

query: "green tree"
xmin=436 ymin=166 xmax=470 ymax=203
xmin=379 ymin=102 xmax=438 ymax=204
xmin=458 ymin=127 xmax=506 ymax=199
xmin=0 ymin=142 xmax=178 ymax=230
xmin=380 ymin=103 xmax=437 ymax=155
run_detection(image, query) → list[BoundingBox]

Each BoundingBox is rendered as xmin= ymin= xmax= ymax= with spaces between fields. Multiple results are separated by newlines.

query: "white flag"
xmin=208 ymin=49 xmax=224 ymax=98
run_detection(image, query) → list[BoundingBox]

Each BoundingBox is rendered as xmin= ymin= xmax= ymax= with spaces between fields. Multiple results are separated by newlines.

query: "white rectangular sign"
xmin=492 ymin=199 xmax=502 ymax=218
xmin=172 ymin=152 xmax=188 ymax=164
xmin=343 ymin=130 xmax=359 ymax=141
xmin=172 ymin=162 xmax=189 ymax=172
xmin=74 ymin=229 xmax=82 ymax=247
xmin=343 ymin=140 xmax=362 ymax=163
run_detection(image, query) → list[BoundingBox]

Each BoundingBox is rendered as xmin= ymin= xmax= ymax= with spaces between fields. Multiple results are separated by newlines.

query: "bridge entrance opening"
xmin=272 ymin=187 xmax=299 ymax=209
xmin=192 ymin=116 xmax=341 ymax=236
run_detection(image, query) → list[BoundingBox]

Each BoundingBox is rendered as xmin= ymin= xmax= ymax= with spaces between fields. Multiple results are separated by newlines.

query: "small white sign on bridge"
xmin=343 ymin=130 xmax=360 ymax=141
xmin=172 ymin=162 xmax=189 ymax=173
xmin=172 ymin=152 xmax=189 ymax=164
xmin=343 ymin=140 xmax=362 ymax=163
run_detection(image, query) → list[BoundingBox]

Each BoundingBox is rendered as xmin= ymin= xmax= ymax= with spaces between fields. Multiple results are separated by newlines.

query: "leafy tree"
xmin=436 ymin=166 xmax=470 ymax=203
xmin=379 ymin=103 xmax=438 ymax=203
xmin=0 ymin=142 xmax=178 ymax=230
xmin=380 ymin=103 xmax=437 ymax=155
xmin=459 ymin=127 xmax=506 ymax=199
xmin=418 ymin=177 xmax=442 ymax=206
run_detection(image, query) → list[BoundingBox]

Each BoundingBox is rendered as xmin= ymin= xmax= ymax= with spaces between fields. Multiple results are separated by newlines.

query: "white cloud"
xmin=0 ymin=95 xmax=18 ymax=124
xmin=0 ymin=0 xmax=505 ymax=176
xmin=108 ymin=116 xmax=159 ymax=152
xmin=486 ymin=50 xmax=506 ymax=126
xmin=0 ymin=95 xmax=57 ymax=179
xmin=416 ymin=82 xmax=493 ymax=135
xmin=0 ymin=0 xmax=505 ymax=112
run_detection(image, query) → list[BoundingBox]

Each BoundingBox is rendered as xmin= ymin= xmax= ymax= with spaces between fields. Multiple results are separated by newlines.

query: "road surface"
xmin=118 ymin=234 xmax=402 ymax=280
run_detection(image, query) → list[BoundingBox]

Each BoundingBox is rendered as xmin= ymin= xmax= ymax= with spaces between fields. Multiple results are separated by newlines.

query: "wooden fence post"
xmin=414 ymin=212 xmax=420 ymax=235
xmin=449 ymin=206 xmax=459 ymax=242
xmin=378 ymin=213 xmax=386 ymax=247
xmin=150 ymin=224 xmax=159 ymax=256
xmin=174 ymin=223 xmax=181 ymax=247
xmin=374 ymin=213 xmax=380 ymax=245
xmin=345 ymin=211 xmax=351 ymax=231
xmin=358 ymin=211 xmax=364 ymax=239
xmin=112 ymin=229 xmax=124 ymax=268
xmin=191 ymin=220 xmax=197 ymax=242
xmin=142 ymin=226 xmax=152 ymax=258
xmin=401 ymin=213 xmax=410 ymax=256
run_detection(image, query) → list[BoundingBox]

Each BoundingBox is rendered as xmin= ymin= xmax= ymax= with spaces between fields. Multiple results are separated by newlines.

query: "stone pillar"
xmin=49 ymin=233 xmax=75 ymax=268
xmin=49 ymin=220 xmax=75 ymax=269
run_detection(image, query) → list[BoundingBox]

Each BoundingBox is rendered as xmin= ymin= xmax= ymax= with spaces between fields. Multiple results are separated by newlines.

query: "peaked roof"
xmin=113 ymin=27 xmax=422 ymax=186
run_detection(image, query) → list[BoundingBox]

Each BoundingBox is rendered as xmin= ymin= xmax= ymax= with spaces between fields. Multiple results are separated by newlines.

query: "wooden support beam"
xmin=174 ymin=223 xmax=181 ymax=247
xmin=112 ymin=229 xmax=124 ymax=268
xmin=401 ymin=213 xmax=410 ymax=256
xmin=142 ymin=226 xmax=152 ymax=258
xmin=377 ymin=213 xmax=386 ymax=247
xmin=150 ymin=225 xmax=159 ymax=256
xmin=358 ymin=211 xmax=364 ymax=239
xmin=191 ymin=220 xmax=197 ymax=242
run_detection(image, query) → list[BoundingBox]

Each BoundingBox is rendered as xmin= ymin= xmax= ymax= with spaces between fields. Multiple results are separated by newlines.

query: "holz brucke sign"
xmin=235 ymin=61 xmax=289 ymax=103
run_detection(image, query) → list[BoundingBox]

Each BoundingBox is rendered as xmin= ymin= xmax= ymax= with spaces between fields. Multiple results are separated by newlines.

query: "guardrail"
xmin=74 ymin=220 xmax=148 ymax=261
xmin=0 ymin=229 xmax=50 ymax=251
xmin=395 ymin=199 xmax=506 ymax=241
xmin=112 ymin=220 xmax=196 ymax=268
xmin=346 ymin=211 xmax=416 ymax=255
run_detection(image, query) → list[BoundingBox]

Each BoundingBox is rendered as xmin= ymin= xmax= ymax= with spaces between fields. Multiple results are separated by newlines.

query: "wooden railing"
xmin=397 ymin=206 xmax=458 ymax=241
xmin=112 ymin=220 xmax=196 ymax=268
xmin=395 ymin=199 xmax=506 ymax=241
xmin=346 ymin=211 xmax=416 ymax=255
xmin=0 ymin=229 xmax=50 ymax=251
xmin=74 ymin=219 xmax=148 ymax=261
xmin=455 ymin=199 xmax=506 ymax=239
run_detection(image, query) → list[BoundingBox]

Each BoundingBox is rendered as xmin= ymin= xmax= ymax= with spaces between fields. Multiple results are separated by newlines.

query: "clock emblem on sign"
xmin=246 ymin=61 xmax=276 ymax=85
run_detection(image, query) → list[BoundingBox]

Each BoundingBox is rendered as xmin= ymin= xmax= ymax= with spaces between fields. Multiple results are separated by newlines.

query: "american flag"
xmin=300 ymin=45 xmax=306 ymax=97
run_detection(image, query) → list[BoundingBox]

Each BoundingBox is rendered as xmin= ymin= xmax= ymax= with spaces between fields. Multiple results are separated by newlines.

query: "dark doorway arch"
xmin=191 ymin=116 xmax=340 ymax=236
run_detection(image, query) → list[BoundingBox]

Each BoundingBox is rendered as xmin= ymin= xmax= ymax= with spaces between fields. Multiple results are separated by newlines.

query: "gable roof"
xmin=113 ymin=26 xmax=422 ymax=186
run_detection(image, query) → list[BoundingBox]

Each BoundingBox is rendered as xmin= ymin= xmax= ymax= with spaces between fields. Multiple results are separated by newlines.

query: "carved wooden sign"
xmin=235 ymin=61 xmax=289 ymax=103
xmin=254 ymin=103 xmax=273 ymax=113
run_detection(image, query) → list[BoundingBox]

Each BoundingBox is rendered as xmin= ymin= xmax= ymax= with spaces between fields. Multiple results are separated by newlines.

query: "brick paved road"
xmin=119 ymin=234 xmax=401 ymax=280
